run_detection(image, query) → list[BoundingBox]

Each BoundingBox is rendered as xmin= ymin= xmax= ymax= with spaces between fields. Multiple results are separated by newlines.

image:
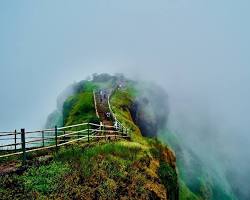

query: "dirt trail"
xmin=95 ymin=90 xmax=114 ymax=129
xmin=0 ymin=90 xmax=116 ymax=174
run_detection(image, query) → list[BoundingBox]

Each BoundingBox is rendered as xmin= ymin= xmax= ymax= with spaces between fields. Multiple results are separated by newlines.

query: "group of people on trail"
xmin=99 ymin=89 xmax=111 ymax=120
xmin=106 ymin=112 xmax=111 ymax=119
xmin=114 ymin=121 xmax=119 ymax=130
xmin=98 ymin=88 xmax=120 ymax=131
xmin=99 ymin=89 xmax=107 ymax=103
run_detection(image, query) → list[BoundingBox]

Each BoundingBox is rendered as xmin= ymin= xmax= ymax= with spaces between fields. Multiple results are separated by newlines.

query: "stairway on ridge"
xmin=95 ymin=90 xmax=114 ymax=132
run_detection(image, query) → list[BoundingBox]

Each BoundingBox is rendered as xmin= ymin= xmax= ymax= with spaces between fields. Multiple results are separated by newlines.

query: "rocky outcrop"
xmin=130 ymin=84 xmax=169 ymax=137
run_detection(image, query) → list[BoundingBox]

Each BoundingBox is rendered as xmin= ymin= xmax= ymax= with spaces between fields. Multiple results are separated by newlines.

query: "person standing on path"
xmin=100 ymin=90 xmax=103 ymax=103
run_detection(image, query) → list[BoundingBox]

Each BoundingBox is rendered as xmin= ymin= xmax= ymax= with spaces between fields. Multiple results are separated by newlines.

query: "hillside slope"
xmin=0 ymin=74 xmax=178 ymax=200
xmin=120 ymin=77 xmax=237 ymax=200
xmin=0 ymin=73 xmax=236 ymax=200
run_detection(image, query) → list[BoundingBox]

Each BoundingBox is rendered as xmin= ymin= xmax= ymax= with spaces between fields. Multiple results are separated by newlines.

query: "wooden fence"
xmin=0 ymin=89 xmax=130 ymax=164
xmin=0 ymin=122 xmax=129 ymax=164
xmin=108 ymin=91 xmax=126 ymax=132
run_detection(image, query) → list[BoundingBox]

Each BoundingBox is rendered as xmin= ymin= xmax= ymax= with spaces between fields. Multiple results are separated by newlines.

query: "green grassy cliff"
xmin=0 ymin=73 xmax=236 ymax=200
xmin=0 ymin=74 xmax=178 ymax=200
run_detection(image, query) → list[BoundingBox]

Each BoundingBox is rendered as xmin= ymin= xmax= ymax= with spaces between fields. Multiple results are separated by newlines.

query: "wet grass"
xmin=20 ymin=161 xmax=70 ymax=194
xmin=0 ymin=76 xmax=180 ymax=199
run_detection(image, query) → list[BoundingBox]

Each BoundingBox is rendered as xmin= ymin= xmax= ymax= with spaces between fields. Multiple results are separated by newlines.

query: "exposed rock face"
xmin=161 ymin=147 xmax=176 ymax=169
xmin=130 ymin=84 xmax=169 ymax=137
xmin=154 ymin=141 xmax=178 ymax=200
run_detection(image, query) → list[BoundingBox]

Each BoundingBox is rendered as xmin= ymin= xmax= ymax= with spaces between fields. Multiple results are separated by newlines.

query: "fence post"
xmin=63 ymin=130 xmax=66 ymax=143
xmin=42 ymin=131 xmax=45 ymax=147
xmin=14 ymin=129 xmax=17 ymax=152
xmin=21 ymin=128 xmax=26 ymax=165
xmin=104 ymin=125 xmax=106 ymax=140
xmin=55 ymin=126 xmax=58 ymax=151
xmin=87 ymin=123 xmax=90 ymax=143
xmin=101 ymin=124 xmax=103 ymax=136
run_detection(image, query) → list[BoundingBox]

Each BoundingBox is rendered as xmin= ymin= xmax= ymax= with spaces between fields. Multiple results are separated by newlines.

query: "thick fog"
xmin=1 ymin=0 xmax=250 ymax=198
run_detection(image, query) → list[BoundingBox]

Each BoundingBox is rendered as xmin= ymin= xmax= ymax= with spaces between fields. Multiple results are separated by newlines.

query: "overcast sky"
xmin=0 ymin=0 xmax=250 ymax=149
xmin=1 ymin=1 xmax=250 ymax=197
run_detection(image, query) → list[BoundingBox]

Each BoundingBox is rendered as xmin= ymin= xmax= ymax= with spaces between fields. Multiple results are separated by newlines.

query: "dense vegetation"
xmin=0 ymin=74 xmax=178 ymax=199
xmin=159 ymin=131 xmax=236 ymax=200
xmin=0 ymin=140 xmax=174 ymax=199
xmin=0 ymin=74 xmax=236 ymax=199
xmin=111 ymin=75 xmax=236 ymax=200
xmin=62 ymin=81 xmax=99 ymax=126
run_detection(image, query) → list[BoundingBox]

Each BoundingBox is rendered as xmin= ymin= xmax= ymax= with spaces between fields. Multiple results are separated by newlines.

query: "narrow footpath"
xmin=95 ymin=89 xmax=114 ymax=131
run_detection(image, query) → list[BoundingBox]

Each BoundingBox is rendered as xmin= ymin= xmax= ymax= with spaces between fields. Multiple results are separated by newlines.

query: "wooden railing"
xmin=93 ymin=90 xmax=100 ymax=119
xmin=93 ymin=88 xmax=127 ymax=133
xmin=108 ymin=89 xmax=128 ymax=134
xmin=0 ymin=89 xmax=130 ymax=164
xmin=0 ymin=122 xmax=129 ymax=163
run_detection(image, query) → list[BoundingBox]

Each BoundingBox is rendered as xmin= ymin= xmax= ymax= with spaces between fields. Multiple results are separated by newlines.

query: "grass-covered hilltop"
xmin=0 ymin=73 xmax=236 ymax=200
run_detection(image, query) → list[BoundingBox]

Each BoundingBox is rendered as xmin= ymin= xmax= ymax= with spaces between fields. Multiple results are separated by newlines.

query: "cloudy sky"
xmin=1 ymin=0 xmax=250 ymax=169
xmin=1 ymin=0 xmax=249 ymax=131
xmin=1 ymin=0 xmax=250 ymax=196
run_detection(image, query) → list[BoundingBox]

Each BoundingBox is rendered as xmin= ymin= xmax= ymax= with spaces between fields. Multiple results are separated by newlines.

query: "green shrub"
xmin=55 ymin=146 xmax=83 ymax=163
xmin=63 ymin=91 xmax=98 ymax=126
xmin=97 ymin=178 xmax=117 ymax=199
xmin=21 ymin=162 xmax=70 ymax=195
xmin=0 ymin=174 xmax=32 ymax=200
xmin=74 ymin=80 xmax=97 ymax=93
xmin=158 ymin=161 xmax=179 ymax=200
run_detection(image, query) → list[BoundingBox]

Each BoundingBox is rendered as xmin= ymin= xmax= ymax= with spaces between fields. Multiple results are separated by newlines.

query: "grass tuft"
xmin=20 ymin=162 xmax=70 ymax=195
